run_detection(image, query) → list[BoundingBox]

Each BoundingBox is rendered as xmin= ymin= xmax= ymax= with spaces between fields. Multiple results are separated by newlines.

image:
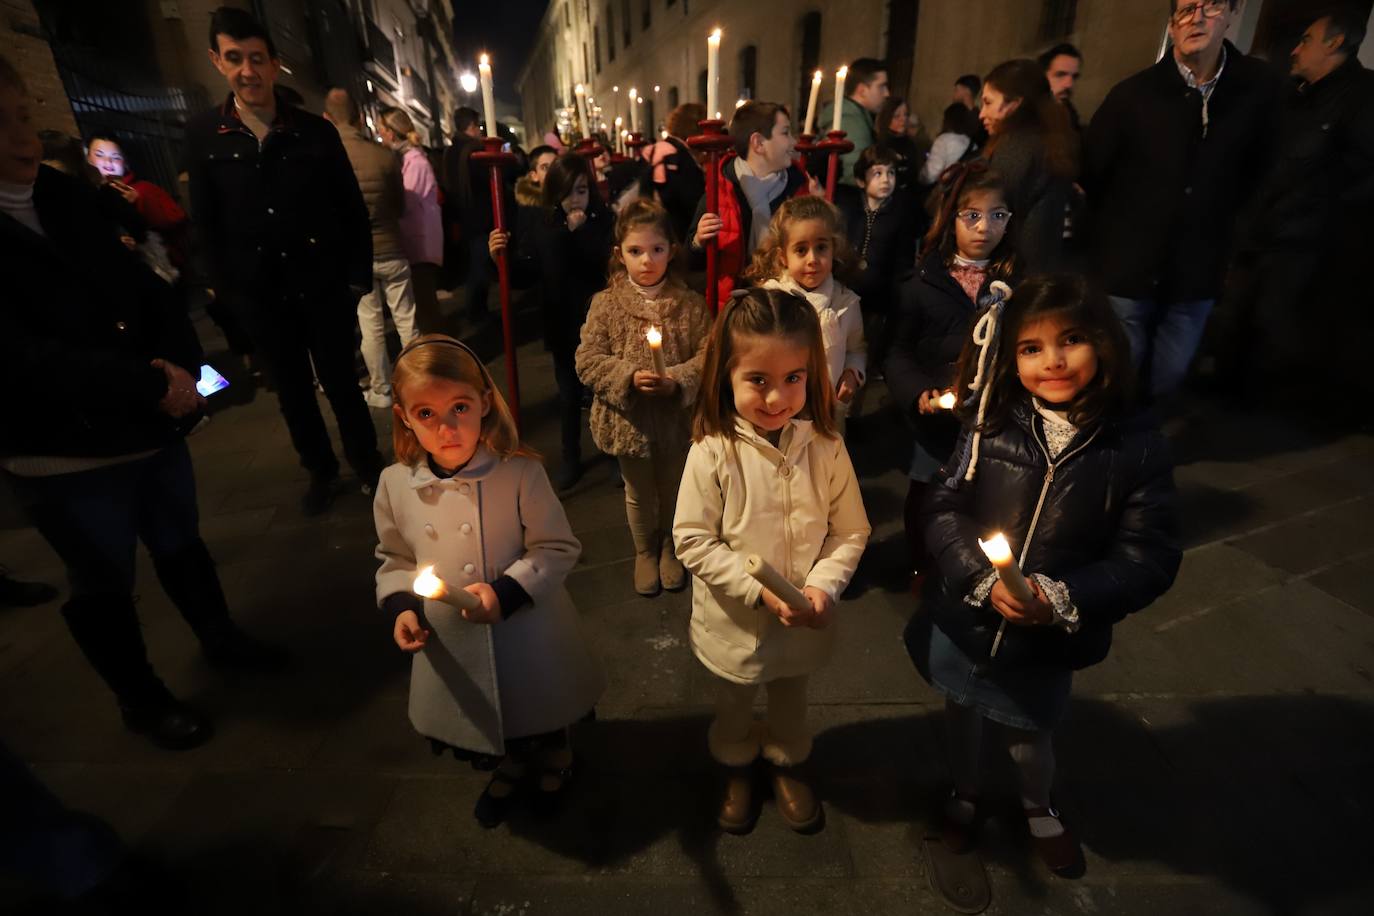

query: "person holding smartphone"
xmin=0 ymin=53 xmax=285 ymax=752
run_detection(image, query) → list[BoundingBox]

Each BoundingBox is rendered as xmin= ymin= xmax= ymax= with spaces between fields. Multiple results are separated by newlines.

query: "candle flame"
xmin=837 ymin=65 xmax=849 ymax=78
xmin=614 ymin=115 xmax=622 ymax=125
xmin=978 ymin=534 xmax=1013 ymax=564
xmin=413 ymin=565 xmax=444 ymax=598
xmin=646 ymin=326 xmax=662 ymax=346
xmin=575 ymin=83 xmax=584 ymax=95
xmin=937 ymin=392 xmax=956 ymax=410
xmin=654 ymin=84 xmax=661 ymax=92
xmin=710 ymin=28 xmax=722 ymax=41
xmin=479 ymin=53 xmax=490 ymax=68
xmin=813 ymin=70 xmax=823 ymax=83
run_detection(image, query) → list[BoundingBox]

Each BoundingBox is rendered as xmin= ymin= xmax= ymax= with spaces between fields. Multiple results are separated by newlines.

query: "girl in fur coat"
xmin=576 ymin=199 xmax=712 ymax=596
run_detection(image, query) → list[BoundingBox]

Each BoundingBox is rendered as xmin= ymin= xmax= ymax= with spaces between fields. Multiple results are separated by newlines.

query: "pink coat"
xmin=398 ymin=144 xmax=443 ymax=265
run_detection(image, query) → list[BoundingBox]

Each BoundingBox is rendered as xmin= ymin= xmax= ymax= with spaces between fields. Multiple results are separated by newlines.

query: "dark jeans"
xmin=240 ymin=291 xmax=383 ymax=482
xmin=551 ymin=345 xmax=584 ymax=463
xmin=1109 ymin=295 xmax=1215 ymax=399
xmin=1214 ymin=248 xmax=1322 ymax=390
xmin=5 ymin=443 xmax=234 ymax=705
xmin=464 ymin=233 xmax=491 ymax=318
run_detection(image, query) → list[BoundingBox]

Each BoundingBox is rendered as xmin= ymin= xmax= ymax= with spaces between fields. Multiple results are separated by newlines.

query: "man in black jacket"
xmin=442 ymin=107 xmax=492 ymax=324
xmin=186 ymin=7 xmax=381 ymax=515
xmin=1218 ymin=9 xmax=1374 ymax=389
xmin=1083 ymin=0 xmax=1281 ymax=401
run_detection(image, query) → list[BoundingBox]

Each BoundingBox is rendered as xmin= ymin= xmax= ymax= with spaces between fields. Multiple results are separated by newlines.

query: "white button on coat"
xmin=461 ymin=523 xmax=472 ymax=534
xmin=463 ymin=563 xmax=476 ymax=574
xmin=424 ymin=523 xmax=436 ymax=537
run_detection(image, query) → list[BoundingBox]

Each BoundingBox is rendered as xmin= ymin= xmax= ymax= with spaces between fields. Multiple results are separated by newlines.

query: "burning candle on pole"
xmin=706 ymin=28 xmax=722 ymax=120
xmin=614 ymin=116 xmax=623 ymax=152
xmin=413 ymin=565 xmax=483 ymax=615
xmin=646 ymin=326 xmax=668 ymax=376
xmin=744 ymin=555 xmax=809 ymax=612
xmin=574 ymin=83 xmax=590 ymax=139
xmin=628 ymin=87 xmax=639 ymax=132
xmin=832 ymin=65 xmax=848 ymax=132
xmin=804 ymin=69 xmax=822 ymax=136
xmin=478 ymin=54 xmax=497 ymax=138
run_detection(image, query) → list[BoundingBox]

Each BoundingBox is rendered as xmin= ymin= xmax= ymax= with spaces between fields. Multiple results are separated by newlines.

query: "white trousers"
xmin=357 ymin=258 xmax=418 ymax=396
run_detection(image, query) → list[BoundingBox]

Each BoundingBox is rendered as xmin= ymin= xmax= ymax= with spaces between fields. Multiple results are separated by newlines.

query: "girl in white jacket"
xmin=748 ymin=196 xmax=867 ymax=429
xmin=673 ymin=288 xmax=871 ymax=835
xmin=373 ymin=335 xmax=604 ymax=829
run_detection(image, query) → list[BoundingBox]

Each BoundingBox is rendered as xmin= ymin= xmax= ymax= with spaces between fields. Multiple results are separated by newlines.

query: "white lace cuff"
xmin=1032 ymin=574 xmax=1080 ymax=633
xmin=964 ymin=570 xmax=999 ymax=608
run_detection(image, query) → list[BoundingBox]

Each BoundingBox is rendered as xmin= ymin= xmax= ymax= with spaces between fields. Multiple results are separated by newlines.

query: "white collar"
xmin=628 ymin=276 xmax=667 ymax=300
xmin=951 ymin=253 xmax=990 ymax=268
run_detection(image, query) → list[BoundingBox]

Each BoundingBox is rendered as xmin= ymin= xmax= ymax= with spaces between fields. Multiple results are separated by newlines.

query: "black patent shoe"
xmin=121 ymin=698 xmax=213 ymax=751
xmin=301 ymin=475 xmax=338 ymax=516
xmin=474 ymin=768 xmax=524 ymax=829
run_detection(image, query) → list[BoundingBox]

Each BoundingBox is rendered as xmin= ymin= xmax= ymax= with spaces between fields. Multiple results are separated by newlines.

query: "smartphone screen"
xmin=196 ymin=364 xmax=230 ymax=397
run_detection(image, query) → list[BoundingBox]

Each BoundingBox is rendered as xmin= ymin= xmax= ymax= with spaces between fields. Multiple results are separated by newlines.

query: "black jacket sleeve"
xmin=885 ymin=282 xmax=936 ymax=416
xmin=922 ymin=464 xmax=993 ymax=600
xmin=1058 ymin=431 xmax=1181 ymax=625
xmin=323 ymin=125 xmax=373 ymax=292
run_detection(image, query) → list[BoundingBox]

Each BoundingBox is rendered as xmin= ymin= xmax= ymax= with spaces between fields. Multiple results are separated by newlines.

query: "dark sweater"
xmin=834 ymin=185 xmax=920 ymax=316
xmin=982 ymin=127 xmax=1070 ymax=275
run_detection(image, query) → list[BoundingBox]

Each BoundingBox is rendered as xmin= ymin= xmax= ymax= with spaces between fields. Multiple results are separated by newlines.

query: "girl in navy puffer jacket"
xmin=907 ymin=274 xmax=1180 ymax=876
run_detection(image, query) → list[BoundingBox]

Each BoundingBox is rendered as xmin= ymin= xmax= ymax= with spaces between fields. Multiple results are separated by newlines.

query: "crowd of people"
xmin=2 ymin=0 xmax=1372 ymax=905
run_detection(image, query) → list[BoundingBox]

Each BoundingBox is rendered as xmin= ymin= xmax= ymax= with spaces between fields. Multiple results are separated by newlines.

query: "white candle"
xmin=574 ymin=83 xmax=589 ymax=139
xmin=832 ymin=65 xmax=848 ymax=132
xmin=628 ymin=87 xmax=638 ymax=132
xmin=614 ymin=116 xmax=623 ymax=152
xmin=744 ymin=554 xmax=809 ymax=613
xmin=478 ymin=54 xmax=497 ymax=138
xmin=804 ymin=70 xmax=822 ymax=136
xmin=937 ymin=391 xmax=957 ymax=410
xmin=620 ymin=129 xmax=628 ymax=153
xmin=646 ymin=326 xmax=667 ymax=376
xmin=413 ymin=564 xmax=483 ymax=614
xmin=706 ymin=29 xmax=721 ymax=120
xmin=978 ymin=534 xmax=1035 ymax=602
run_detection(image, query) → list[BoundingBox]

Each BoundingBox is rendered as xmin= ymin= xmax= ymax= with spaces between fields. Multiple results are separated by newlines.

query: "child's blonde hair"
xmin=692 ymin=287 xmax=837 ymax=442
xmin=391 ymin=335 xmax=531 ymax=465
xmin=744 ymin=195 xmax=855 ymax=284
xmin=607 ymin=197 xmax=684 ymax=284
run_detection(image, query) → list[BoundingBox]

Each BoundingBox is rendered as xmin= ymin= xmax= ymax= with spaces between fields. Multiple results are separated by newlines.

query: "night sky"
xmin=448 ymin=0 xmax=552 ymax=104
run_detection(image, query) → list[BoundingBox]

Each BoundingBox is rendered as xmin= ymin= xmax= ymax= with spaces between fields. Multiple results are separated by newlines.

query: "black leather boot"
xmin=61 ymin=595 xmax=212 ymax=750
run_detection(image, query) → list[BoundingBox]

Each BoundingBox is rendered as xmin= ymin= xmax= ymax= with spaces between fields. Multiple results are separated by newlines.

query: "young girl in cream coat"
xmin=673 ymin=288 xmax=870 ymax=835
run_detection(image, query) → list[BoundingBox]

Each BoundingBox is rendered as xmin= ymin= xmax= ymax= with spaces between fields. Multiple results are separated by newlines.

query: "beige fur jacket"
xmin=575 ymin=276 xmax=712 ymax=459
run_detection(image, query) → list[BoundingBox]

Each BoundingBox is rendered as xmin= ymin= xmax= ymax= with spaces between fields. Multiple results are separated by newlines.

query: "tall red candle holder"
xmin=686 ymin=119 xmax=736 ymax=315
xmin=625 ymin=131 xmax=649 ymax=157
xmin=470 ymin=136 xmax=522 ymax=430
xmin=815 ymin=129 xmax=854 ymax=203
xmin=794 ymin=133 xmax=816 ymax=172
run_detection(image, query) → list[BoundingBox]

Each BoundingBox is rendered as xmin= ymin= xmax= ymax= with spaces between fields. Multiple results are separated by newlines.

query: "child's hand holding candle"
xmin=413 ymin=564 xmax=496 ymax=622
xmin=978 ymin=534 xmax=1034 ymax=602
xmin=937 ymin=391 xmax=957 ymax=410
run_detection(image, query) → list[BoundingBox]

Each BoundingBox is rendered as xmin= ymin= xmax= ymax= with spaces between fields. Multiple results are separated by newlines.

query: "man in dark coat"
xmin=1218 ymin=9 xmax=1374 ymax=390
xmin=1083 ymin=0 xmax=1282 ymax=400
xmin=186 ymin=7 xmax=382 ymax=515
xmin=442 ymin=107 xmax=492 ymax=324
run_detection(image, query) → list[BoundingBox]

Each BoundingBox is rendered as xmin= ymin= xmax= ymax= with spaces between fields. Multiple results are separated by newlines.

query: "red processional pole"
xmin=686 ymin=119 xmax=735 ymax=315
xmin=470 ymin=136 xmax=521 ymax=429
xmin=794 ymin=133 xmax=816 ymax=173
xmin=815 ymin=129 xmax=854 ymax=203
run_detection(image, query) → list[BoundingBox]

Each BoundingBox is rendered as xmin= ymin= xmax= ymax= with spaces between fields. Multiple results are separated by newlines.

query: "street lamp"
xmin=460 ymin=72 xmax=478 ymax=94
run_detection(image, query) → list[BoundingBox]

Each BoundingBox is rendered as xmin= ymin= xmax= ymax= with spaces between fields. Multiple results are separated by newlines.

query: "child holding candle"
xmin=674 ymin=288 xmax=870 ymax=834
xmin=575 ymin=200 xmax=712 ymax=596
xmin=747 ymin=196 xmax=866 ymax=431
xmin=886 ymin=162 xmax=1016 ymax=586
xmin=373 ymin=335 xmax=604 ymax=829
xmin=490 ymin=153 xmax=614 ymax=490
xmin=908 ymin=275 xmax=1180 ymax=875
xmin=690 ymin=101 xmax=812 ymax=304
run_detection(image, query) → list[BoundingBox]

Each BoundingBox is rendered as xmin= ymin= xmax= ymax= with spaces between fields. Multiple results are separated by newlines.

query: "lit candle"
xmin=978 ymin=534 xmax=1034 ymax=603
xmin=478 ymin=54 xmax=497 ymax=138
xmin=646 ymin=326 xmax=667 ymax=376
xmin=744 ymin=554 xmax=809 ymax=613
xmin=706 ymin=28 xmax=722 ymax=120
xmin=628 ymin=87 xmax=638 ymax=132
xmin=614 ymin=116 xmax=623 ymax=152
xmin=937 ymin=391 xmax=957 ymax=410
xmin=804 ymin=69 xmax=822 ymax=136
xmin=574 ymin=83 xmax=589 ymax=139
xmin=413 ymin=564 xmax=483 ymax=614
xmin=832 ymin=65 xmax=848 ymax=132
xmin=620 ymin=129 xmax=628 ymax=153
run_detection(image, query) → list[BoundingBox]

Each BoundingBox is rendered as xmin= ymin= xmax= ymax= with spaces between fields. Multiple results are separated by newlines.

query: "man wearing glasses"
xmin=1083 ymin=0 xmax=1281 ymax=406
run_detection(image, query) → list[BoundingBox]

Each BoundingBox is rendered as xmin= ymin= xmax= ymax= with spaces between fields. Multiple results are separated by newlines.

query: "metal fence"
xmin=49 ymin=49 xmax=207 ymax=201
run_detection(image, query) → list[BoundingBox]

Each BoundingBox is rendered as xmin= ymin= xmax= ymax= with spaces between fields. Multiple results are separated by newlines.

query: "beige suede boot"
xmin=659 ymin=535 xmax=686 ymax=592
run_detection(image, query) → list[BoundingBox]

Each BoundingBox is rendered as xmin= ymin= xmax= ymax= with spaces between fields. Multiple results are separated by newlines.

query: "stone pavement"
xmin=2 ymin=300 xmax=1373 ymax=916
